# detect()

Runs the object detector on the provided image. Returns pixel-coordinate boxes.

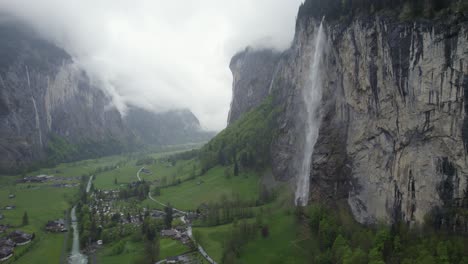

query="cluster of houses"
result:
[45,219,67,233]
[50,183,79,188]
[161,226,191,245]
[0,230,33,261]
[165,254,192,264]
[16,175,80,189]
[16,175,54,183]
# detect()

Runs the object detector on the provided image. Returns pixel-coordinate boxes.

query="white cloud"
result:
[0,0,302,130]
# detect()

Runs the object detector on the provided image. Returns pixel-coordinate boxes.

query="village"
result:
[0,163,216,264]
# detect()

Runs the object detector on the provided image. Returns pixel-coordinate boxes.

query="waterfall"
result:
[31,97,43,147]
[268,61,281,94]
[69,206,88,264]
[295,19,326,206]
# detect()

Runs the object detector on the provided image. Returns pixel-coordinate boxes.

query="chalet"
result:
[0,238,15,248]
[0,225,8,233]
[0,246,13,262]
[8,230,33,246]
[8,194,15,199]
[0,214,4,220]
[45,219,67,232]
[151,210,165,219]
[161,229,177,237]
[166,256,179,264]
[4,205,15,210]
[174,225,186,232]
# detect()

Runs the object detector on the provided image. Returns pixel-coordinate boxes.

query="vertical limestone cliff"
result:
[230,11,468,229]
[228,47,281,124]
[0,20,132,172]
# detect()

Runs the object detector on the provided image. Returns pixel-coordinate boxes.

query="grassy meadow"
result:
[144,166,260,211]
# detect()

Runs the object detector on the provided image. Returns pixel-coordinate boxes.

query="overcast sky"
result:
[0,0,302,131]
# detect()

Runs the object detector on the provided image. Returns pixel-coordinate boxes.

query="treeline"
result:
[299,204,468,264]
[222,220,261,264]
[198,97,279,174]
[199,187,276,227]
[12,134,136,174]
[119,181,151,201]
[298,0,467,21]
[46,134,129,164]
[168,149,199,162]
[135,156,156,166]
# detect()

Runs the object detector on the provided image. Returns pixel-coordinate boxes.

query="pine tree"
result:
[164,205,173,229]
[234,160,239,176]
[22,211,29,226]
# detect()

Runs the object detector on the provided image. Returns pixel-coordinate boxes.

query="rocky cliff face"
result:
[0,20,212,173]
[231,12,468,228]
[0,20,132,172]
[228,47,281,124]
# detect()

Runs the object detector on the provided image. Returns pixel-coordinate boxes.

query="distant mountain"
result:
[0,18,212,173]
[124,106,215,147]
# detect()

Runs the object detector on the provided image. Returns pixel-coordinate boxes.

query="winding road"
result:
[137,167,217,264]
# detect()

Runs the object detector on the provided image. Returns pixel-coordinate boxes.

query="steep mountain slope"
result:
[220,1,468,230]
[0,19,134,173]
[0,19,213,173]
[228,47,281,124]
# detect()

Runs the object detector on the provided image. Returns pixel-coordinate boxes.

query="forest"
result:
[298,0,468,21]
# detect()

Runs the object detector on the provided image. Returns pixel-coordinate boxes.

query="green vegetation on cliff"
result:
[298,0,468,21]
[199,96,279,174]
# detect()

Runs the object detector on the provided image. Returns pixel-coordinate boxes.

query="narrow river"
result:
[69,206,88,264]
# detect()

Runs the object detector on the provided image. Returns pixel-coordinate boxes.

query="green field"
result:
[98,240,145,264]
[29,154,128,178]
[193,210,309,264]
[0,185,75,263]
[144,166,260,211]
[14,233,67,264]
[93,158,197,190]
[193,223,233,262]
[240,211,309,264]
[159,238,191,259]
[93,162,139,190]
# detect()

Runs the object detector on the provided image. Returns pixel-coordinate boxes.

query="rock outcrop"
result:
[228,47,281,124]
[230,10,468,228]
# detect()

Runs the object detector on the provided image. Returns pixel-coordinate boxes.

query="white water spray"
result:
[295,19,326,206]
[31,97,43,147]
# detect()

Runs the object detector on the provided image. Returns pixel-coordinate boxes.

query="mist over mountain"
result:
[1,1,468,264]
[0,19,213,173]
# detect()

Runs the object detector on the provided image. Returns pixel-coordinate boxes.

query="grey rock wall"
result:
[269,14,468,227]
[0,21,131,172]
[228,47,281,124]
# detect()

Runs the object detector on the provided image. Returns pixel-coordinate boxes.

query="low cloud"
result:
[0,0,302,130]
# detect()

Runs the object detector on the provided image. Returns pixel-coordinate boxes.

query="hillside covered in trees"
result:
[298,0,468,21]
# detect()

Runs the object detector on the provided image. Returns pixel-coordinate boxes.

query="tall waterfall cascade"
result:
[295,19,326,206]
